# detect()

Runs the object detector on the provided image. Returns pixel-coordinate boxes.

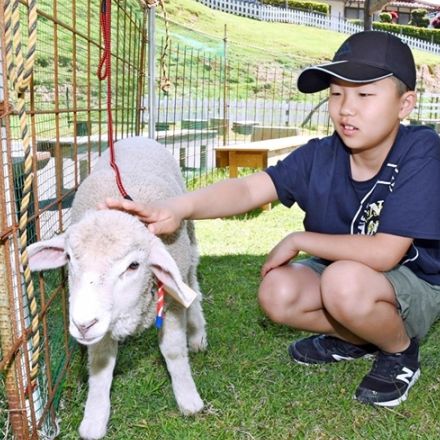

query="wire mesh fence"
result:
[0,0,146,437]
[152,32,334,189]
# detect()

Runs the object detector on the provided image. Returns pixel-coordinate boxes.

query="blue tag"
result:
[155,316,163,329]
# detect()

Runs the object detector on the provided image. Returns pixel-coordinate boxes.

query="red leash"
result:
[97,0,132,201]
[97,0,165,328]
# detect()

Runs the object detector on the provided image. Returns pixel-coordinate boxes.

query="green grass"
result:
[161,0,440,68]
[57,203,440,439]
[155,1,440,103]
[0,375,9,439]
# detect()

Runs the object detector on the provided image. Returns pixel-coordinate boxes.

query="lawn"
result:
[57,203,440,439]
[161,0,440,68]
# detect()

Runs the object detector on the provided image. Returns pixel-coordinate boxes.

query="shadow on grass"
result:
[228,200,283,221]
[58,253,440,440]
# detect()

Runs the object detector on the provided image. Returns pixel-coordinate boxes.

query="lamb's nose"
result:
[75,318,98,337]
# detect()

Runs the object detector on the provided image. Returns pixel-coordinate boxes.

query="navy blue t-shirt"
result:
[265,125,440,285]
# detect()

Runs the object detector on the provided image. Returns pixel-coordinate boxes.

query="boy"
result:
[101,31,440,407]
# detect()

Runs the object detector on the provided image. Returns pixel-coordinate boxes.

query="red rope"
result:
[155,282,165,329]
[97,1,167,327]
[97,0,132,200]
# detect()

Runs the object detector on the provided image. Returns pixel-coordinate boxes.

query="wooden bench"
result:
[215,134,314,178]
[215,134,314,210]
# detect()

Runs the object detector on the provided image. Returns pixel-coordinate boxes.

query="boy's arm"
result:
[101,172,278,235]
[183,171,277,219]
[262,231,413,276]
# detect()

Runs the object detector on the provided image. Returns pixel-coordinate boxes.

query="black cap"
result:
[297,31,416,93]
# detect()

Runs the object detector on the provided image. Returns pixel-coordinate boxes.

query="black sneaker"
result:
[355,337,420,407]
[289,335,377,365]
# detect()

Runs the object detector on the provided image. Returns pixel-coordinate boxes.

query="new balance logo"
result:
[396,367,415,384]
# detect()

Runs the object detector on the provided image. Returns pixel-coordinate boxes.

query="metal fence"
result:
[152,34,335,189]
[0,0,146,437]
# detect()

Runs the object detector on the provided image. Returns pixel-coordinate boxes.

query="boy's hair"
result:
[391,76,411,96]
[298,31,416,94]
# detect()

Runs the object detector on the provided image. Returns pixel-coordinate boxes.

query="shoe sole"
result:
[355,368,421,407]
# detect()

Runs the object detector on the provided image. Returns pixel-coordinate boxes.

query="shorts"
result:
[297,257,440,339]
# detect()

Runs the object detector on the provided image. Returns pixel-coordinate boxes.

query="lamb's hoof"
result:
[79,418,107,440]
[188,332,207,352]
[179,394,204,415]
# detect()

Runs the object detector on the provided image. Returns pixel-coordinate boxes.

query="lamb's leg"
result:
[79,334,118,440]
[159,306,204,415]
[186,267,207,352]
[187,298,207,352]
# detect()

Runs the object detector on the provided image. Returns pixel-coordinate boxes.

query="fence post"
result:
[223,24,229,145]
[200,145,207,169]
[0,244,28,439]
[148,6,156,139]
[179,147,186,169]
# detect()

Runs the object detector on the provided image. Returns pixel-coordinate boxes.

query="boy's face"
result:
[328,77,416,154]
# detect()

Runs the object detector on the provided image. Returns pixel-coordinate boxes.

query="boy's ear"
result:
[399,91,417,120]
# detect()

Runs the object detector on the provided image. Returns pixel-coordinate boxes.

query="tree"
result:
[379,11,392,23]
[363,0,391,30]
[409,9,430,27]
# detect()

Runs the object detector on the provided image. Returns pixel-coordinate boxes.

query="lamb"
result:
[26,137,207,440]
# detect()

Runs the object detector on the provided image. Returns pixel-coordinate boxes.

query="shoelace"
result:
[324,337,345,353]
[321,336,361,356]
[369,352,403,380]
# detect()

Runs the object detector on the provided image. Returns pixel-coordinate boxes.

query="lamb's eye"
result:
[66,253,71,261]
[128,262,140,271]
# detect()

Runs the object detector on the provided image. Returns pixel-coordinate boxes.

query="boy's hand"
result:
[261,233,300,278]
[98,197,183,235]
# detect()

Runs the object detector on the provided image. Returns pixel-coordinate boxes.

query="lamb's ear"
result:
[148,236,197,308]
[26,234,68,271]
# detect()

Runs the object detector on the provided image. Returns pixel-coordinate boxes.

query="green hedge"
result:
[261,0,329,15]
[349,21,440,44]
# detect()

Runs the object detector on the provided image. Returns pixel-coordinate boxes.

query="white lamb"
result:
[26,137,207,440]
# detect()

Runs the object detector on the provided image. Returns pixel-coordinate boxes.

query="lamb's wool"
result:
[71,137,194,275]
[27,138,207,440]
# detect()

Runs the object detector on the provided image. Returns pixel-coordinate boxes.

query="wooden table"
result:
[215,134,314,178]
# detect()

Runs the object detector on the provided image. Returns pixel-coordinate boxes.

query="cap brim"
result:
[297,61,393,93]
